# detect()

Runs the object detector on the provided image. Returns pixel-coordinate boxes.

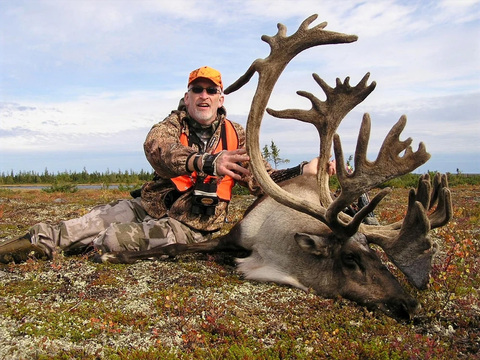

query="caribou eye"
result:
[342,253,358,269]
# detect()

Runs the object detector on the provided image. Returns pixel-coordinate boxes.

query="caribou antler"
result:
[225,14,359,228]
[365,173,452,289]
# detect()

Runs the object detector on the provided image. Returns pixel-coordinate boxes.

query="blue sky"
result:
[1,0,479,175]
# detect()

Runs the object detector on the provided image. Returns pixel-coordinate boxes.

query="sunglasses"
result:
[189,86,221,95]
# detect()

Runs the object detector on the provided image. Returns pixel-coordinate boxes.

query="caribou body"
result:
[96,15,452,321]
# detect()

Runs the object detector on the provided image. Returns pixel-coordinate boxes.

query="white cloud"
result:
[0,0,479,174]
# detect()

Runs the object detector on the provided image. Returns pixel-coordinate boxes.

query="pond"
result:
[0,184,120,190]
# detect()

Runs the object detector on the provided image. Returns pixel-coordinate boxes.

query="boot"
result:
[0,233,50,264]
[363,214,380,225]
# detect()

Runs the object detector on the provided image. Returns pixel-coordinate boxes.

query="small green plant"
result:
[232,183,250,195]
[42,183,78,193]
[117,183,143,192]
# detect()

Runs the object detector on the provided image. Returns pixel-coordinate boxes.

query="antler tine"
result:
[376,115,431,174]
[312,72,377,118]
[329,114,373,206]
[224,62,258,95]
[261,14,357,59]
[415,174,432,210]
[429,172,445,209]
[428,173,453,228]
[352,114,431,192]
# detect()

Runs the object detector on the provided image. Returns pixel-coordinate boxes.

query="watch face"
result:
[201,198,215,205]
[203,154,216,175]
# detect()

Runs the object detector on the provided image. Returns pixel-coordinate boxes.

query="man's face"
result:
[184,79,224,126]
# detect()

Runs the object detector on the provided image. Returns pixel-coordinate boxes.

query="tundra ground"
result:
[0,186,478,359]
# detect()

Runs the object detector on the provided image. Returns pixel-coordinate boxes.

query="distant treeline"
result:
[1,168,479,189]
[0,168,154,186]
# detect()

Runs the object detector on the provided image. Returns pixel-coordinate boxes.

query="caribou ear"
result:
[295,233,331,257]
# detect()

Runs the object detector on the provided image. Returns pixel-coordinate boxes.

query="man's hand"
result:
[327,159,336,176]
[215,149,250,180]
[301,157,336,176]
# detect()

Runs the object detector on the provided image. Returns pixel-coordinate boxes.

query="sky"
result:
[1,0,479,176]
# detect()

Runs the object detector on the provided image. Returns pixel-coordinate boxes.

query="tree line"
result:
[0,168,154,185]
[2,167,479,189]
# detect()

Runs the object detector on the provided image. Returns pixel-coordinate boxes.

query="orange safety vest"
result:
[171,119,239,201]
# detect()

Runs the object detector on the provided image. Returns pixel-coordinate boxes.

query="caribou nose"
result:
[404,299,422,320]
[388,298,421,321]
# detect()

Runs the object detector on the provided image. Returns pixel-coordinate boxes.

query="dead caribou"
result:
[97,15,452,320]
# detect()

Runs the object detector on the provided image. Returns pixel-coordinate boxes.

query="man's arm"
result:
[144,113,195,179]
[300,158,336,176]
[146,114,251,181]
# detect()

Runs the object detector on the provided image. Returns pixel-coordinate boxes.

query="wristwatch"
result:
[299,161,309,175]
[202,154,217,175]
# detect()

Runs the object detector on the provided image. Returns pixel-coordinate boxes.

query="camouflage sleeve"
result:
[143,111,197,179]
[239,161,305,196]
[230,121,246,150]
[269,163,307,183]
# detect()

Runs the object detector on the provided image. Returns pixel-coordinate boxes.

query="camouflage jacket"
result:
[141,107,302,232]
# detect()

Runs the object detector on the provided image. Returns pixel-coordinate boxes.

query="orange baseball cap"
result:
[188,66,223,90]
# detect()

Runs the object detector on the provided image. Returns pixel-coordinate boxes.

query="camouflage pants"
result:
[28,198,208,255]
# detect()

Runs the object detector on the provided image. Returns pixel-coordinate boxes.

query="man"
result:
[0,66,318,264]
